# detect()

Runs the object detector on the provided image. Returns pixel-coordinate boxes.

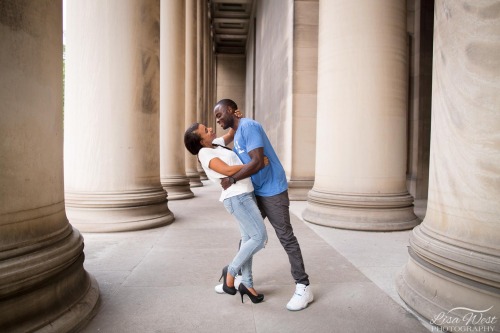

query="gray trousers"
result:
[255,190,310,285]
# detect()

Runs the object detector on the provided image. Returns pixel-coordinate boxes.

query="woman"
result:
[184,122,268,304]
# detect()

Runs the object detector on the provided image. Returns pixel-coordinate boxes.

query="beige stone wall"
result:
[215,54,246,137]
[242,0,317,199]
[245,16,256,120]
[251,0,294,168]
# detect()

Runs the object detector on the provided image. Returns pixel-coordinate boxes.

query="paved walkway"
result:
[81,181,431,333]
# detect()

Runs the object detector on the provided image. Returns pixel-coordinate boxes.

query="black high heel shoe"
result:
[238,283,264,304]
[219,265,237,295]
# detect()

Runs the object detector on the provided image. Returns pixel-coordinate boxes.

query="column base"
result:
[288,180,313,201]
[162,176,195,200]
[187,171,203,188]
[38,274,100,333]
[198,166,208,180]
[0,229,101,332]
[302,188,421,231]
[397,247,500,333]
[66,187,175,232]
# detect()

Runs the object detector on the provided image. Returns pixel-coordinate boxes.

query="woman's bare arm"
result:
[219,148,270,190]
[208,157,244,176]
[220,128,236,146]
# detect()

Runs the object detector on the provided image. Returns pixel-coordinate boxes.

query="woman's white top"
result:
[198,137,254,202]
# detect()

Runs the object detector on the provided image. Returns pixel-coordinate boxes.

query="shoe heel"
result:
[221,265,237,295]
[238,283,264,304]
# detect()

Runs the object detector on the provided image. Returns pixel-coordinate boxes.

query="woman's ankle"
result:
[246,286,258,296]
[226,272,235,287]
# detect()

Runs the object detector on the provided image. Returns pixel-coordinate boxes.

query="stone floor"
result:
[80,181,431,333]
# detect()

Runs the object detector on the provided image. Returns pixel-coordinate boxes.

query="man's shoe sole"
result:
[286,297,313,311]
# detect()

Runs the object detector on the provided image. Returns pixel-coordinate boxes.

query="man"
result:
[213,98,313,311]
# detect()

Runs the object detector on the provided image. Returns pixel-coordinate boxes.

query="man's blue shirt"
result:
[233,118,288,197]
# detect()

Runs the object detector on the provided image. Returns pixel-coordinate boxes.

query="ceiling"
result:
[209,0,254,55]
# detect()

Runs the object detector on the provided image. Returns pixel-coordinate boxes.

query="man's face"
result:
[213,105,234,130]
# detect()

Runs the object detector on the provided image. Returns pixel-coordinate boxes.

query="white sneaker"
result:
[286,283,313,311]
[214,275,242,294]
[214,283,224,294]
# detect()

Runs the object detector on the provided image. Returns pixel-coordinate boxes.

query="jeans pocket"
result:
[223,198,234,214]
[237,192,253,204]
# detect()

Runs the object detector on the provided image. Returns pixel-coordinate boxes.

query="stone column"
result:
[203,2,212,127]
[196,0,204,124]
[303,0,419,231]
[397,1,500,330]
[197,0,208,179]
[160,0,194,200]
[209,38,216,119]
[185,0,203,188]
[0,1,99,331]
[64,0,174,232]
[288,0,318,200]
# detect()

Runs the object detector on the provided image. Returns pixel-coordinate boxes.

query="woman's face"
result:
[198,124,217,147]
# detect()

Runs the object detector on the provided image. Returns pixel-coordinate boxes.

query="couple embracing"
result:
[184,99,313,311]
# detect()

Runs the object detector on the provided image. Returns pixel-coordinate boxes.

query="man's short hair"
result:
[215,98,238,111]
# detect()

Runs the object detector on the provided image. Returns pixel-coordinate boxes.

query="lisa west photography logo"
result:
[430,306,497,332]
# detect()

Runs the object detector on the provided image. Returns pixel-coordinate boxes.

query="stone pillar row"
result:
[64,0,223,231]
[0,1,99,331]
[397,0,500,330]
[64,0,222,233]
[64,0,175,232]
[1,0,217,330]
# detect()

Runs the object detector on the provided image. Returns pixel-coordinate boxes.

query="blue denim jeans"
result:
[223,192,267,288]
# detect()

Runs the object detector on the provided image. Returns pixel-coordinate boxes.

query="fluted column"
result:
[0,1,99,331]
[65,0,174,232]
[185,0,203,188]
[160,0,194,200]
[397,1,500,330]
[303,0,419,231]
